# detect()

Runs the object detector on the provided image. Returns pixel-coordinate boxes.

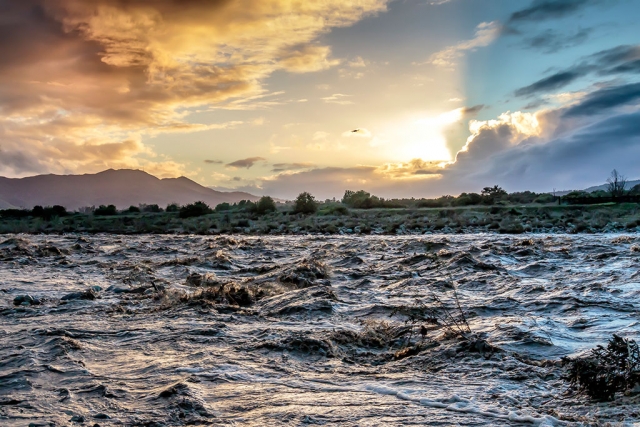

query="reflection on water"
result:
[1,234,639,425]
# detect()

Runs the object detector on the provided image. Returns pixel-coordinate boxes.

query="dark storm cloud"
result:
[523,28,591,53]
[590,45,640,75]
[508,0,602,23]
[515,71,584,97]
[515,44,640,97]
[563,82,640,116]
[226,157,266,169]
[466,111,640,192]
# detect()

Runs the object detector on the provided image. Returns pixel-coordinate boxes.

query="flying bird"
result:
[351,129,361,133]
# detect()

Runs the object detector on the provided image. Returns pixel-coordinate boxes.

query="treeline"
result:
[0,186,561,222]
[340,186,556,209]
[0,205,69,220]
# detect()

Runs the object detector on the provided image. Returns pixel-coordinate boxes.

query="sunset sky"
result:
[1,0,639,199]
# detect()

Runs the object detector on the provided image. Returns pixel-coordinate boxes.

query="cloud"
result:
[563,82,640,117]
[508,0,602,24]
[523,28,591,53]
[515,71,585,97]
[321,94,354,105]
[0,0,390,176]
[204,159,223,164]
[429,21,501,68]
[460,105,485,115]
[271,162,315,172]
[280,45,341,73]
[226,157,267,169]
[514,44,640,98]
[348,57,367,68]
[218,80,640,199]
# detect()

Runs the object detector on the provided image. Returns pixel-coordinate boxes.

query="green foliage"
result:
[215,202,231,212]
[533,193,555,204]
[179,201,212,218]
[629,184,640,195]
[342,190,405,209]
[564,335,640,401]
[94,205,117,216]
[166,203,180,212]
[452,192,482,206]
[481,185,507,204]
[140,204,163,213]
[293,192,318,214]
[256,196,277,215]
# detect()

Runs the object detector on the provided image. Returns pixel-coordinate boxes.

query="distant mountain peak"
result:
[0,169,259,210]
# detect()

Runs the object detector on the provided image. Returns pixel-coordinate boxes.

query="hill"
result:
[583,179,640,193]
[0,169,259,210]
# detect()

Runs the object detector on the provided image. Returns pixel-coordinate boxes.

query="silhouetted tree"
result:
[607,169,627,198]
[166,203,180,212]
[256,196,277,215]
[293,192,317,214]
[179,201,212,218]
[94,205,117,216]
[481,185,507,204]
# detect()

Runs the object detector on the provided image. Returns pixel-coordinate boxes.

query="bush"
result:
[32,205,68,220]
[140,204,163,213]
[127,205,141,213]
[293,192,317,214]
[533,193,555,204]
[563,335,640,401]
[256,196,277,215]
[215,202,231,212]
[94,205,117,216]
[179,201,212,218]
[166,203,179,212]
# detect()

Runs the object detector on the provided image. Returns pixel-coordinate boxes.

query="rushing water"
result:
[1,234,640,426]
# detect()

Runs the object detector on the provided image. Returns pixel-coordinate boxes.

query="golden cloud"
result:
[0,0,389,176]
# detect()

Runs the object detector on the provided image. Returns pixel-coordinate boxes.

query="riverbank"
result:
[1,203,640,235]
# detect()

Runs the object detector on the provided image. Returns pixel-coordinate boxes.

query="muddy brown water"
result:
[1,234,640,426]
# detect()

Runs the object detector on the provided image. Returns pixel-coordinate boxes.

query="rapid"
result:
[1,234,639,426]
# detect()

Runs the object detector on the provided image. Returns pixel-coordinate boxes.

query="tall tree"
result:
[607,169,627,198]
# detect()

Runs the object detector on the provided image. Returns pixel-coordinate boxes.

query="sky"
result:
[1,0,639,199]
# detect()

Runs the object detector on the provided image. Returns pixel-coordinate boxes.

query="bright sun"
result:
[382,109,462,162]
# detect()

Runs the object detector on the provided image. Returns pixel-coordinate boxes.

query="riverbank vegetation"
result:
[1,188,640,235]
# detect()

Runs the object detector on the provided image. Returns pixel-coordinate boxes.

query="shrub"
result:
[563,335,640,401]
[256,196,277,215]
[179,201,212,218]
[293,192,317,214]
[166,203,180,212]
[127,205,141,213]
[94,205,117,216]
[215,202,231,212]
[140,204,163,213]
[534,193,555,204]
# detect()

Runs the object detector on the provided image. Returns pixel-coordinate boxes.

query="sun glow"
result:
[382,108,463,162]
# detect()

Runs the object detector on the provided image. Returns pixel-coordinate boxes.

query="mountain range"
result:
[0,169,259,210]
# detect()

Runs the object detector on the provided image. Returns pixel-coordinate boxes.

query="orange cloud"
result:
[0,0,389,176]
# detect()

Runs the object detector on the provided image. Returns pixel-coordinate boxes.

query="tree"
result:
[166,203,180,212]
[481,185,507,204]
[607,169,627,198]
[256,196,277,215]
[629,183,640,195]
[293,192,317,214]
[94,205,117,216]
[179,201,212,218]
